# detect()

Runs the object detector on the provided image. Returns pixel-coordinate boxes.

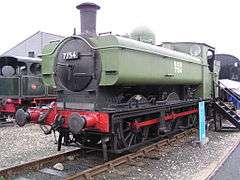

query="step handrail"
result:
[215,100,240,127]
[215,81,240,102]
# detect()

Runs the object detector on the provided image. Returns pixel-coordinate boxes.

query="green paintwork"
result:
[0,76,46,97]
[0,78,19,96]
[161,42,218,99]
[91,35,204,86]
[41,42,59,87]
[21,76,45,96]
[41,35,217,100]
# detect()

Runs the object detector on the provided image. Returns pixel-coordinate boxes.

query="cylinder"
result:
[76,2,100,37]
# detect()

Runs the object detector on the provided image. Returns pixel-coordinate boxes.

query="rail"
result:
[65,128,196,180]
[217,80,240,101]
[0,149,82,178]
[0,129,197,179]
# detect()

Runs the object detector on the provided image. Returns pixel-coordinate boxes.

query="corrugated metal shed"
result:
[1,31,64,57]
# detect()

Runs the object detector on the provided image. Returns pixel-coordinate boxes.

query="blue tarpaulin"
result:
[228,95,240,109]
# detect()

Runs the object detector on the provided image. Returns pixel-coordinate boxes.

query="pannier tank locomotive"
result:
[16,3,220,157]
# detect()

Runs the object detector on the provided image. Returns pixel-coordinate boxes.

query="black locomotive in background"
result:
[0,56,56,126]
[216,54,240,81]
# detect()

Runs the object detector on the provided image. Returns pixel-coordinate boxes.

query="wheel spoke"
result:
[123,127,131,132]
[118,120,150,149]
[133,135,137,144]
[128,133,135,147]
[124,132,132,141]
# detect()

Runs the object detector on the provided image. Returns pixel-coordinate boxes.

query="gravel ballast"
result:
[0,124,77,169]
[95,129,240,180]
[0,124,240,180]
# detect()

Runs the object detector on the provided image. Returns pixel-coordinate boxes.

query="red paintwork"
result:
[31,84,37,90]
[0,97,56,114]
[164,109,198,121]
[27,102,110,132]
[26,103,198,134]
[28,101,57,124]
[33,97,56,101]
[84,115,97,127]
[132,109,198,129]
[0,99,21,113]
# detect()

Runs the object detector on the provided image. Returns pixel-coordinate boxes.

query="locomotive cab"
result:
[162,42,215,71]
[162,42,217,99]
[0,56,46,97]
[0,56,41,76]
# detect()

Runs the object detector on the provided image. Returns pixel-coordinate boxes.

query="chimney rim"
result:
[76,2,100,10]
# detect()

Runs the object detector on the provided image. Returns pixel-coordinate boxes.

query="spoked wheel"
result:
[188,114,198,128]
[119,121,149,149]
[177,114,198,131]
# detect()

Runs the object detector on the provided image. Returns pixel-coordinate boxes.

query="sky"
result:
[0,0,239,58]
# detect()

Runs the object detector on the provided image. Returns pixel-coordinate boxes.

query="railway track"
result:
[0,149,85,178]
[0,128,197,180]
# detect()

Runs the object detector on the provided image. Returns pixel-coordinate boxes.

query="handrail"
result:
[218,80,240,100]
[39,35,203,65]
[215,80,240,102]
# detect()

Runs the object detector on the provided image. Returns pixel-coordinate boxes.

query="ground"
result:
[0,124,77,169]
[96,130,240,180]
[0,124,239,180]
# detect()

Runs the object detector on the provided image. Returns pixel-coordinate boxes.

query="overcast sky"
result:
[0,0,239,58]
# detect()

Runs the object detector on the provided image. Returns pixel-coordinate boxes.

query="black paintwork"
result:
[76,3,100,37]
[215,54,240,81]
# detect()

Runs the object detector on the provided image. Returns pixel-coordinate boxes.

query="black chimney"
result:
[76,2,100,37]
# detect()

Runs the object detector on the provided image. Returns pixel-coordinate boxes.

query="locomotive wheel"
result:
[166,92,180,101]
[165,120,179,132]
[119,121,149,149]
[179,114,198,130]
[188,114,198,127]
